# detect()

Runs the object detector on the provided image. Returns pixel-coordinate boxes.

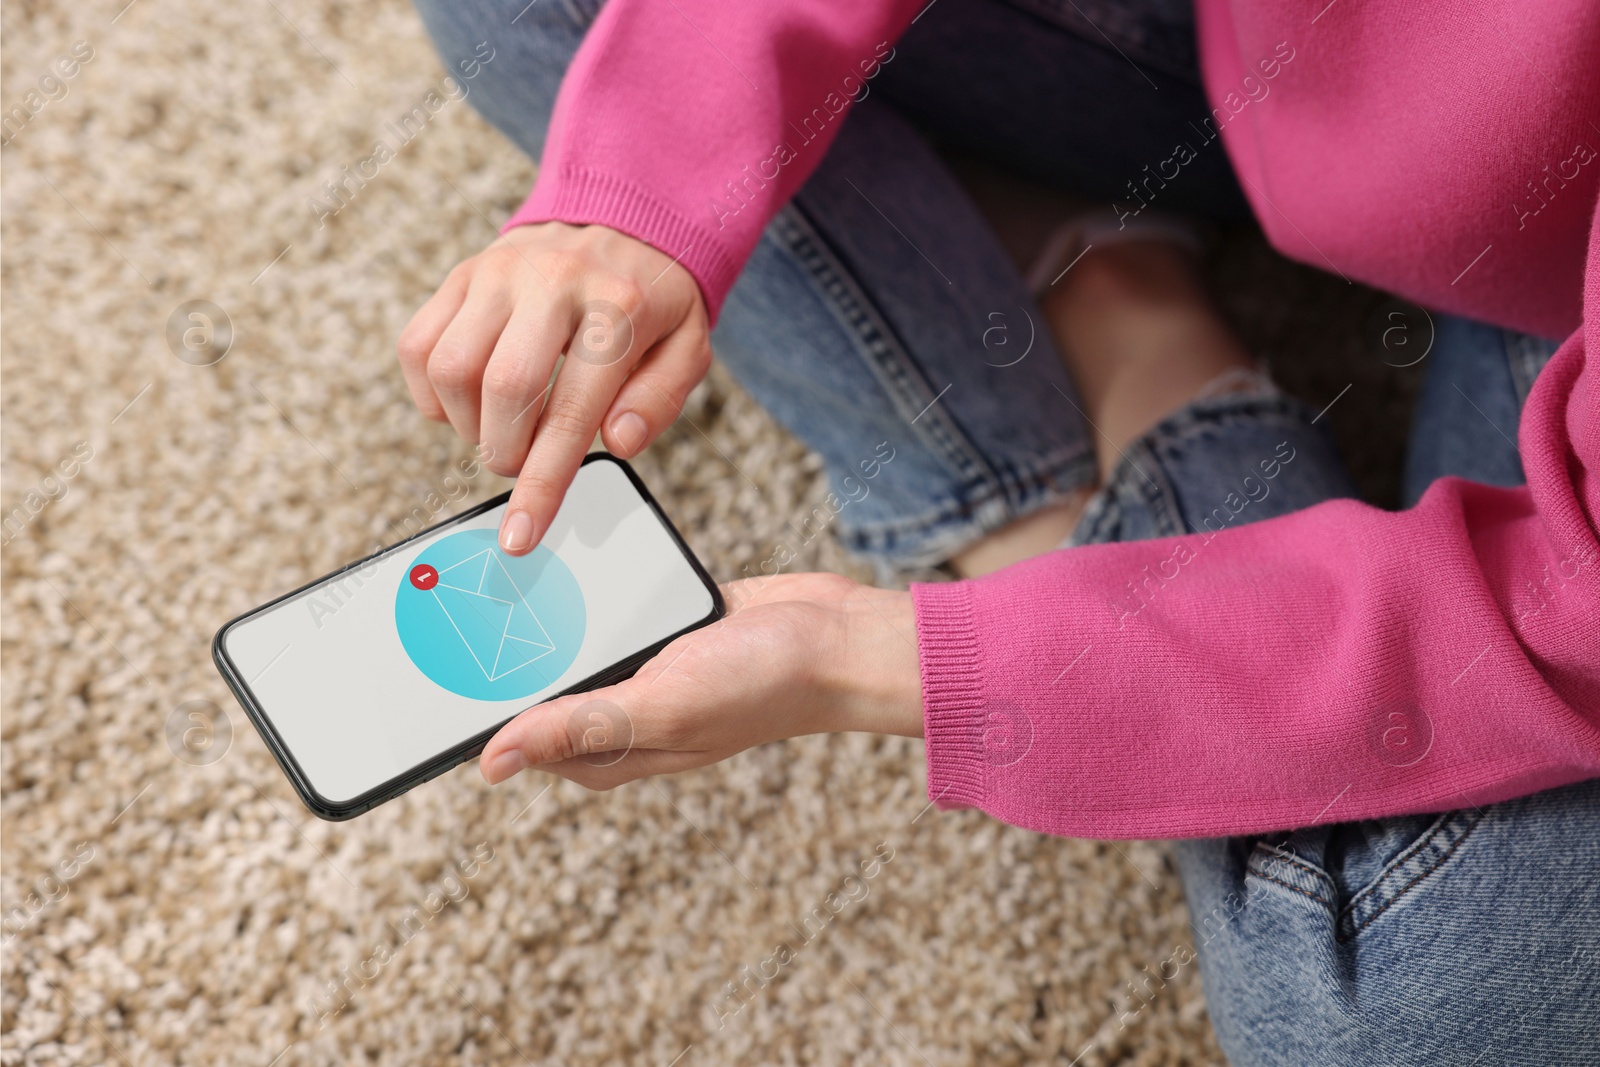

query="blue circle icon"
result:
[395,529,585,701]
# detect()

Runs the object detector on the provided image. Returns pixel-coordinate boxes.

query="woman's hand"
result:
[398,222,712,555]
[478,573,925,790]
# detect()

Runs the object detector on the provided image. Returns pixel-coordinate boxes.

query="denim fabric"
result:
[1402,315,1564,507]
[1171,781,1600,1066]
[1078,321,1596,1064]
[870,0,1250,217]
[416,0,1598,1061]
[415,0,1246,573]
[1067,392,1357,547]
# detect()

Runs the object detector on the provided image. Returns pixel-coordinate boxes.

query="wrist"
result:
[819,588,924,738]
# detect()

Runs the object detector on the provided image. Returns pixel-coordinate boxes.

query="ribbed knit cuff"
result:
[503,166,744,325]
[910,581,988,812]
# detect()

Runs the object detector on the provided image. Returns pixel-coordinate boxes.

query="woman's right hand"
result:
[397,222,712,555]
[476,573,926,790]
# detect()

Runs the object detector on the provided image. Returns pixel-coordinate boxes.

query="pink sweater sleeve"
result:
[508,0,1600,837]
[914,205,1600,839]
[908,0,1600,839]
[503,0,922,322]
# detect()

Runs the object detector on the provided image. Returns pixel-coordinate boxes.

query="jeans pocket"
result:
[1241,807,1484,941]
[1331,809,1484,942]
[1244,840,1339,917]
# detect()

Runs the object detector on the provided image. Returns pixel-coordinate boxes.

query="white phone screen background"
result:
[221,460,714,805]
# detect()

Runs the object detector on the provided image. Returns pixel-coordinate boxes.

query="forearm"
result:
[505,0,924,321]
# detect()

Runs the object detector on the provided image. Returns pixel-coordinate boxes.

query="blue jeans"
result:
[416,0,1598,1061]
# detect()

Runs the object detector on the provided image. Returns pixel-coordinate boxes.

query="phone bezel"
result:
[211,453,725,821]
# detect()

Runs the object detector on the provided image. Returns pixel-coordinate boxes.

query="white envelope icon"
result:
[429,549,557,681]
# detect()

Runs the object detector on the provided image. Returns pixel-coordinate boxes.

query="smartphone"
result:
[213,454,723,820]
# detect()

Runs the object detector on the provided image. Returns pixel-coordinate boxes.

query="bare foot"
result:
[1042,241,1255,481]
[949,490,1093,578]
[948,235,1258,578]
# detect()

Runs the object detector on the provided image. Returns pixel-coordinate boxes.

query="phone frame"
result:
[212,454,725,821]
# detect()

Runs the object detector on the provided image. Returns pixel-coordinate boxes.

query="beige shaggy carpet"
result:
[2,1,1417,1064]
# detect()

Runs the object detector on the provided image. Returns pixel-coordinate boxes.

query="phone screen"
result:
[216,457,718,812]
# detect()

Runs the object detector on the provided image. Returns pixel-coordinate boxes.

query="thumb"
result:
[481,693,637,783]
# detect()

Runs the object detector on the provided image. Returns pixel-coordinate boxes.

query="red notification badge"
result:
[409,564,439,590]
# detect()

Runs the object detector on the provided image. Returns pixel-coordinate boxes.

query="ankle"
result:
[950,492,1092,578]
[1053,241,1207,311]
[1041,240,1256,478]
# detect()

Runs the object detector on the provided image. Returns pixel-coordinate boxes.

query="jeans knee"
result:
[411,0,592,161]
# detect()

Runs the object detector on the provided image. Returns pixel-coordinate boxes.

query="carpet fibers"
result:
[2,1,1416,1063]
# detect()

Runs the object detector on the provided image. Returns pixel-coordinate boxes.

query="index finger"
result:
[497,305,638,554]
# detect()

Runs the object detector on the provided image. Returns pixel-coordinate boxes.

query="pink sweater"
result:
[509,0,1600,837]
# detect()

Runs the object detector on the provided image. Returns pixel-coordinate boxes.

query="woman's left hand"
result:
[478,573,924,790]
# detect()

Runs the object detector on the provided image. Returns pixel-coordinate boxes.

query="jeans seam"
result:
[558,0,593,28]
[768,202,1097,566]
[1146,398,1321,450]
[1335,811,1485,943]
[996,0,1201,84]
[1253,871,1334,910]
[1130,439,1187,539]
[1503,329,1558,410]
[769,205,1004,493]
[1261,851,1324,881]
[836,459,1091,541]
[1338,812,1455,914]
[1249,843,1337,909]
[1076,394,1320,546]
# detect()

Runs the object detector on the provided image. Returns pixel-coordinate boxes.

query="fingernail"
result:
[500,511,536,553]
[611,411,647,456]
[484,749,527,784]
